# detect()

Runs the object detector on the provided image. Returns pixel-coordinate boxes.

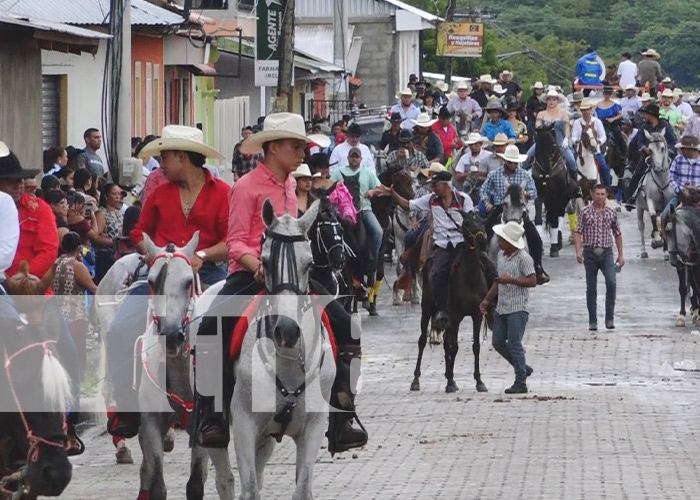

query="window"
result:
[190,0,229,9]
[146,62,153,134]
[153,64,161,133]
[134,61,142,137]
[237,0,254,12]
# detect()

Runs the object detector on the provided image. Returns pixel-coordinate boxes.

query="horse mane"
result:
[390,168,415,199]
[534,125,559,169]
[505,184,523,209]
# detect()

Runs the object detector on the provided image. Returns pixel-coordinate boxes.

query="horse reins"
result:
[264,230,309,295]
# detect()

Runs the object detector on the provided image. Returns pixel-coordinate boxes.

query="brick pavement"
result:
[63,211,700,499]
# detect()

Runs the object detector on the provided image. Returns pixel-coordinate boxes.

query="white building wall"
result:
[398,31,420,94]
[41,42,108,166]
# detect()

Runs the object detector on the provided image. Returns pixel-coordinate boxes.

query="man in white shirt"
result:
[390,88,421,124]
[571,98,612,186]
[454,133,490,183]
[0,190,19,292]
[329,123,376,174]
[620,84,642,120]
[616,52,638,88]
[446,81,483,123]
[674,89,693,119]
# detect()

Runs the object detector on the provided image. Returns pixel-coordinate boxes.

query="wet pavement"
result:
[63,209,700,499]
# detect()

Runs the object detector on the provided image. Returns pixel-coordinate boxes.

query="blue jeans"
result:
[491,311,529,384]
[583,247,616,325]
[404,218,428,248]
[661,194,679,229]
[595,152,612,187]
[525,142,578,174]
[361,210,383,263]
[199,262,227,286]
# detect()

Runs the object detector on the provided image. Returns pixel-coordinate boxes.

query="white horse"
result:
[636,131,673,259]
[391,205,421,306]
[230,200,335,500]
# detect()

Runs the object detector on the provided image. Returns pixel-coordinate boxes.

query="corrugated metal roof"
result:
[3,0,184,27]
[294,24,355,65]
[382,0,440,22]
[295,0,438,21]
[0,11,111,39]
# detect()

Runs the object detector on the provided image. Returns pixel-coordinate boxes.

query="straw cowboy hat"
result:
[291,163,321,179]
[240,113,330,155]
[531,81,544,90]
[675,136,700,151]
[624,84,637,92]
[456,81,471,92]
[412,112,438,128]
[463,132,488,145]
[661,88,674,98]
[493,221,526,249]
[435,80,449,92]
[545,88,567,105]
[497,144,528,164]
[0,141,39,179]
[491,132,514,147]
[673,88,684,97]
[640,92,652,102]
[399,88,414,97]
[477,74,496,85]
[492,84,507,96]
[138,125,224,160]
[641,48,661,59]
[499,70,513,79]
[579,98,596,111]
[420,162,448,178]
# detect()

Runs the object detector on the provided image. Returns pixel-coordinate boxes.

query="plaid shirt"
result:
[232,142,264,178]
[480,166,537,205]
[669,154,700,194]
[575,204,621,249]
[386,149,430,174]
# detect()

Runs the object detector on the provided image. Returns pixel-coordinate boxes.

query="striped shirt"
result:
[496,249,535,315]
[575,204,621,249]
[669,154,700,194]
[409,190,474,249]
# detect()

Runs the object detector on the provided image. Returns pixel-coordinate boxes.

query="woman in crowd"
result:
[74,167,98,206]
[422,92,437,118]
[294,163,321,217]
[596,86,628,160]
[40,174,61,199]
[506,101,529,154]
[67,192,98,245]
[45,189,70,244]
[43,146,68,178]
[94,183,124,282]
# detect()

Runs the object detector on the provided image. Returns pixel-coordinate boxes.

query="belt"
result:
[584,246,611,256]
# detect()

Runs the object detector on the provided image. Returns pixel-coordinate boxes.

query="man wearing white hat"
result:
[659,88,684,136]
[446,81,482,124]
[682,97,700,141]
[638,49,662,97]
[619,85,641,121]
[472,74,496,108]
[571,99,612,187]
[454,133,490,184]
[411,112,445,163]
[674,88,693,119]
[479,220,536,394]
[499,70,523,100]
[390,88,421,123]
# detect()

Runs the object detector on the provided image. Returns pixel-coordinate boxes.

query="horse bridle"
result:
[149,246,197,338]
[313,219,345,270]
[263,230,309,295]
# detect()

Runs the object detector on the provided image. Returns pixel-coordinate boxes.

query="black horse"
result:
[532,124,579,256]
[411,210,489,393]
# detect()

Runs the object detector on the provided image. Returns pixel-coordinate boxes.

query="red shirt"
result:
[227,161,297,274]
[131,169,229,251]
[431,121,458,159]
[9,193,58,279]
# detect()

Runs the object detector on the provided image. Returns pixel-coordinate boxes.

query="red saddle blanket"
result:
[228,292,338,362]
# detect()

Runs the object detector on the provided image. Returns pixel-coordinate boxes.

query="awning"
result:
[189,63,216,76]
[348,76,362,86]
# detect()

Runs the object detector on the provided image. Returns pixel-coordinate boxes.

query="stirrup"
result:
[196,416,229,449]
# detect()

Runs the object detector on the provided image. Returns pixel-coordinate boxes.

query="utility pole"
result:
[117,0,132,178]
[444,0,457,85]
[333,0,349,100]
[275,0,295,112]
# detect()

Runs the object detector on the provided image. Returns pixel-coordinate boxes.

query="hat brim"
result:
[292,172,322,179]
[240,132,330,155]
[464,138,486,145]
[139,138,224,160]
[412,118,438,128]
[491,139,515,146]
[419,168,430,177]
[0,168,40,180]
[675,143,700,151]
[496,152,528,164]
[493,224,526,249]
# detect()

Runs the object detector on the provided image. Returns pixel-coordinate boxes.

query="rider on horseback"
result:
[195,113,368,453]
[390,170,498,330]
[660,136,700,228]
[572,98,613,187]
[447,81,482,131]
[481,145,550,284]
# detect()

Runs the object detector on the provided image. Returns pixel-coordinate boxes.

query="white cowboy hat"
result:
[493,221,526,249]
[531,81,544,90]
[291,163,321,179]
[624,84,637,91]
[499,70,513,79]
[640,92,652,102]
[456,81,471,91]
[463,132,487,145]
[492,84,507,96]
[399,88,414,97]
[138,125,224,160]
[435,80,449,92]
[491,132,514,147]
[579,98,596,111]
[673,87,683,96]
[240,112,330,155]
[641,48,661,59]
[661,88,674,98]
[497,144,528,164]
[419,162,447,178]
[412,112,438,128]
[545,89,567,104]
[477,74,496,85]
[662,76,672,83]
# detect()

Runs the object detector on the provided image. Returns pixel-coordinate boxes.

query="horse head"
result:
[533,123,558,175]
[143,232,199,356]
[386,165,415,199]
[454,110,473,137]
[502,180,528,224]
[309,191,346,272]
[667,206,699,267]
[260,199,319,351]
[459,209,488,251]
[679,185,700,208]
[644,130,670,173]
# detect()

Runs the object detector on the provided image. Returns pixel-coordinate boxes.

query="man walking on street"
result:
[574,184,625,331]
[479,221,536,394]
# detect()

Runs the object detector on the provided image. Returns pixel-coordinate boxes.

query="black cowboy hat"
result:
[308,152,331,170]
[431,171,453,183]
[398,129,413,143]
[347,123,362,136]
[485,99,507,116]
[438,106,451,119]
[387,112,403,123]
[642,103,660,118]
[0,143,39,179]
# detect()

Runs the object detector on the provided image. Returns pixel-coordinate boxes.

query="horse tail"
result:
[42,349,74,412]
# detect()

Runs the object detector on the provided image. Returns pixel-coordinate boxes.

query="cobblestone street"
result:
[64,211,700,499]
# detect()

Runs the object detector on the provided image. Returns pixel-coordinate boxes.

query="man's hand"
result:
[254,262,265,284]
[485,201,493,213]
[479,299,489,315]
[495,273,511,285]
[576,250,584,264]
[191,254,204,274]
[617,256,625,269]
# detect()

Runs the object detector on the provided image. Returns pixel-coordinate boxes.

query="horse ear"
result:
[298,199,320,235]
[142,233,160,260]
[520,179,528,189]
[262,198,276,228]
[644,129,652,141]
[181,231,199,258]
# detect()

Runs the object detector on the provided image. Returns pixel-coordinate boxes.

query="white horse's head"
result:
[644,130,670,173]
[143,232,199,355]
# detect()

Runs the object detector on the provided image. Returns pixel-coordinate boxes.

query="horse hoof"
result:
[115,440,134,465]
[664,253,670,261]
[392,298,402,306]
[163,427,175,453]
[676,316,686,328]
[445,381,459,393]
[476,382,488,393]
[410,380,420,391]
[641,252,649,259]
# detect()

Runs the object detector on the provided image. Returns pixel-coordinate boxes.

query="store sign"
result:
[255,0,286,86]
[436,22,484,58]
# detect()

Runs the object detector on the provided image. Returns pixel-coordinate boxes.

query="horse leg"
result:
[677,266,688,327]
[472,315,487,392]
[255,437,275,492]
[138,414,168,500]
[232,409,261,500]
[186,445,210,500]
[638,205,648,259]
[199,448,234,500]
[292,415,325,500]
[444,321,459,393]
[410,305,430,391]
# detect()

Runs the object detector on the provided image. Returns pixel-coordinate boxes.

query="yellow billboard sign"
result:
[436,22,484,58]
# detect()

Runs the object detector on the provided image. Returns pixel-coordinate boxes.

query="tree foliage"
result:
[406,0,700,89]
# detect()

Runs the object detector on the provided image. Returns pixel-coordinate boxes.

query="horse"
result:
[411,210,489,393]
[0,263,73,499]
[229,199,336,500]
[532,123,579,257]
[667,203,700,328]
[488,181,529,262]
[569,128,602,240]
[453,110,473,139]
[636,131,673,259]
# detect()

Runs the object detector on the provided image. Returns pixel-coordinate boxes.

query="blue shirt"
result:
[482,119,517,141]
[481,166,537,205]
[669,154,700,194]
[331,166,381,211]
[595,103,622,121]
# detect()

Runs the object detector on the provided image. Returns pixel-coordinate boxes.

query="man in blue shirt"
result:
[481,100,517,142]
[661,136,700,226]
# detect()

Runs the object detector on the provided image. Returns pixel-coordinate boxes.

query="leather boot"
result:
[194,394,229,449]
[107,411,140,439]
[327,346,368,455]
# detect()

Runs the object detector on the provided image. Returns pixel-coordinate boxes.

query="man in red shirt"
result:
[106,126,229,439]
[431,106,459,162]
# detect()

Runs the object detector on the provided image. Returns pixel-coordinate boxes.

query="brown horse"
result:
[411,210,489,393]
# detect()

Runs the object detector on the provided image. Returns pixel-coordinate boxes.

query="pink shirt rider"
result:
[329,182,357,224]
[227,161,297,274]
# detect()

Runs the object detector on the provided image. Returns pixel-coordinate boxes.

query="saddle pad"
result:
[228,292,338,362]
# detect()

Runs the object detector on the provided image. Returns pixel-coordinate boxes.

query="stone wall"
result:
[351,16,397,108]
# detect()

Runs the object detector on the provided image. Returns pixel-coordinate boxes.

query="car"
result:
[349,107,390,150]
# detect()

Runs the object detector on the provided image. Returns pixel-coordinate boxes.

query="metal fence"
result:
[306,99,353,124]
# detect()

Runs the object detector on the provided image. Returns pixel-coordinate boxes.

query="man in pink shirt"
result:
[195,114,368,455]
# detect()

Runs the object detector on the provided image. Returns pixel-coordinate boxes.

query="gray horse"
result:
[667,205,700,327]
[488,180,529,262]
[636,131,673,259]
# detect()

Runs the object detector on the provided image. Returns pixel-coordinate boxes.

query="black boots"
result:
[194,395,230,449]
[327,345,368,455]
